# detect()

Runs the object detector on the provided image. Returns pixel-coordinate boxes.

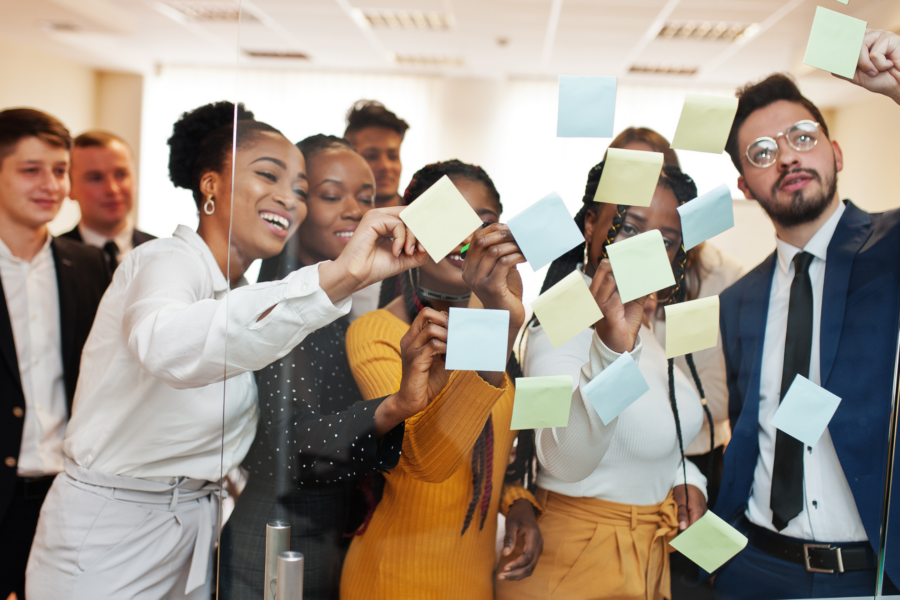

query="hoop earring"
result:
[203,195,215,215]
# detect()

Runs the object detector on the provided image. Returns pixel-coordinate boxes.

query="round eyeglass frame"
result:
[744,120,821,168]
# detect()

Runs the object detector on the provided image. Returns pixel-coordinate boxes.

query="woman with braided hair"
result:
[341,160,543,599]
[495,163,708,600]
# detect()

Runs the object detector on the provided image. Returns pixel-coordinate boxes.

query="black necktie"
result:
[103,240,120,273]
[770,251,815,531]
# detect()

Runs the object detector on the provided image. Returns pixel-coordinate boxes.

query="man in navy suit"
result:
[712,30,900,599]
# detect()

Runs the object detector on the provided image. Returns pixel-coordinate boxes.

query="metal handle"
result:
[276,551,304,600]
[264,520,291,600]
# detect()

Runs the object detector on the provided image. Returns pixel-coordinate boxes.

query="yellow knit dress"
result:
[340,309,539,600]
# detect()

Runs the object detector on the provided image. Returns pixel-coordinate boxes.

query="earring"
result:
[203,194,215,215]
[583,240,590,271]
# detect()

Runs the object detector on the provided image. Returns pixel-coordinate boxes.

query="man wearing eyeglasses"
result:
[711,29,900,599]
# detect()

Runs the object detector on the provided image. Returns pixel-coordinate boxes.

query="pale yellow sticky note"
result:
[399,175,483,263]
[671,94,739,154]
[664,296,720,359]
[606,230,675,303]
[531,270,603,349]
[594,148,664,207]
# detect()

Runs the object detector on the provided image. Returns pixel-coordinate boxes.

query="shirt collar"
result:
[775,200,846,276]
[172,225,230,293]
[79,220,133,251]
[0,231,53,265]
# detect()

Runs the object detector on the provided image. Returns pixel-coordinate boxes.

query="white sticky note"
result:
[445,308,510,372]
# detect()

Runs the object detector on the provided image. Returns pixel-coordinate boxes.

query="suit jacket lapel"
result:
[0,275,21,390]
[51,240,78,409]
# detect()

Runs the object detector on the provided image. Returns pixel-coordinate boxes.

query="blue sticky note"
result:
[508,193,584,270]
[445,307,509,372]
[557,76,617,138]
[770,375,842,448]
[583,353,650,425]
[678,184,735,251]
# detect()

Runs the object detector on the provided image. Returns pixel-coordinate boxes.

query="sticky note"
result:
[445,308,510,372]
[771,375,842,448]
[803,6,867,79]
[511,375,572,429]
[508,192,584,270]
[664,296,720,359]
[557,76,617,138]
[399,175,483,263]
[669,512,748,573]
[594,148,664,207]
[834,0,849,3]
[531,271,604,349]
[678,184,734,251]
[584,353,650,425]
[606,230,675,303]
[671,94,739,155]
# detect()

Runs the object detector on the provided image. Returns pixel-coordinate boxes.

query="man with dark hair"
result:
[61,130,155,272]
[0,109,110,599]
[712,30,900,599]
[344,100,409,208]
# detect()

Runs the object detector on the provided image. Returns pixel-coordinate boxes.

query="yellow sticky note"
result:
[664,296,720,359]
[671,94,739,154]
[669,511,747,573]
[594,148,664,207]
[531,270,604,349]
[606,230,675,303]
[399,175,483,263]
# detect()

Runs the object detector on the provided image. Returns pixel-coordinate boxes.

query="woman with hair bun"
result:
[26,104,432,599]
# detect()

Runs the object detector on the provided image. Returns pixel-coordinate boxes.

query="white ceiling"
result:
[2,0,899,106]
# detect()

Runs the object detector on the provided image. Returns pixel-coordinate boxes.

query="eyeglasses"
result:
[744,120,820,168]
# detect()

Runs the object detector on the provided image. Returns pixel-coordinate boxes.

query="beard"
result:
[749,165,838,229]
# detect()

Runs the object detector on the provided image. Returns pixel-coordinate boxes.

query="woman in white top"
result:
[496,164,708,600]
[25,102,432,599]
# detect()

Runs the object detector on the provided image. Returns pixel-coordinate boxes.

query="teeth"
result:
[335,231,354,238]
[260,212,288,230]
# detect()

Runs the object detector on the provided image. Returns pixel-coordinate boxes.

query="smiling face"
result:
[69,140,134,235]
[736,100,842,229]
[348,126,403,205]
[0,136,69,232]
[295,147,375,264]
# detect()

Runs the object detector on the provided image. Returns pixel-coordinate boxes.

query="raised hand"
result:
[590,259,647,354]
[846,29,900,105]
[460,223,526,331]
[394,308,451,417]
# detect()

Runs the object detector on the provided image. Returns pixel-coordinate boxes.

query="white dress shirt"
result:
[527,268,706,505]
[78,220,134,261]
[349,280,382,322]
[0,234,68,477]
[64,225,350,482]
[746,201,867,542]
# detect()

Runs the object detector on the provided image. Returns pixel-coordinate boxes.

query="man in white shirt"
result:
[712,30,900,599]
[60,130,155,271]
[0,109,110,599]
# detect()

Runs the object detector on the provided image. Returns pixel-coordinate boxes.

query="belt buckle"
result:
[803,543,843,574]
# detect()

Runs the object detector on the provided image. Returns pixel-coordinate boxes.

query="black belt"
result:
[748,522,874,574]
[14,475,55,500]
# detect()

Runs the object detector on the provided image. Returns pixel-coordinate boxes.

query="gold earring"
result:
[583,240,590,271]
[203,194,215,215]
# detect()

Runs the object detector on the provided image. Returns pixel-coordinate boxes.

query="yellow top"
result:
[341,309,539,600]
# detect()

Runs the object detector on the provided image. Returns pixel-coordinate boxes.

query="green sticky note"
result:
[834,0,849,5]
[803,6,867,79]
[671,94,739,155]
[606,230,675,303]
[399,175,483,263]
[594,148,664,207]
[511,375,573,430]
[531,270,604,349]
[669,511,748,573]
[664,296,720,359]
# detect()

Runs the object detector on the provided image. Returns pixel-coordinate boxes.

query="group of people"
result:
[1,27,899,600]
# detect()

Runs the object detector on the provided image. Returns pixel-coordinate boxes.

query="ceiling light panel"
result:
[165,1,256,23]
[391,53,463,67]
[657,21,753,41]
[629,64,699,76]
[357,9,453,31]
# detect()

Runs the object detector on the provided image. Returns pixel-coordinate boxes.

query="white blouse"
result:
[64,225,350,482]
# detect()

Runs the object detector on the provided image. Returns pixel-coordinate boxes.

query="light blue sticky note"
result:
[508,193,584,270]
[557,76,617,138]
[583,353,650,425]
[678,184,735,251]
[445,307,509,372]
[770,375,842,448]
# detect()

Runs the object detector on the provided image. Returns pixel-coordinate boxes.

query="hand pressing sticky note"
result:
[678,184,734,251]
[669,512,748,574]
[606,230,675,303]
[399,175,484,263]
[664,296,720,359]
[594,148,664,207]
[804,6,867,79]
[511,375,572,430]
[445,308,510,372]
[557,76,617,138]
[671,94,739,155]
[508,192,584,271]
[583,353,649,425]
[771,375,842,448]
[531,270,604,349]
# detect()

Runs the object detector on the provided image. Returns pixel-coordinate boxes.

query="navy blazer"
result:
[60,224,156,248]
[714,200,900,583]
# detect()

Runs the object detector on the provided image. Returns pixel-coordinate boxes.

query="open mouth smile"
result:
[260,211,290,236]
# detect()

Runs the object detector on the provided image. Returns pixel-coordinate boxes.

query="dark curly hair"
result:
[296,133,356,160]
[167,101,281,208]
[344,100,410,141]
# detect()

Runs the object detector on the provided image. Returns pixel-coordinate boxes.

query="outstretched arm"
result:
[845,28,900,105]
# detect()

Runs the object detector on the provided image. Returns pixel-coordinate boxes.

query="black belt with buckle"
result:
[748,522,874,574]
[14,475,56,500]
